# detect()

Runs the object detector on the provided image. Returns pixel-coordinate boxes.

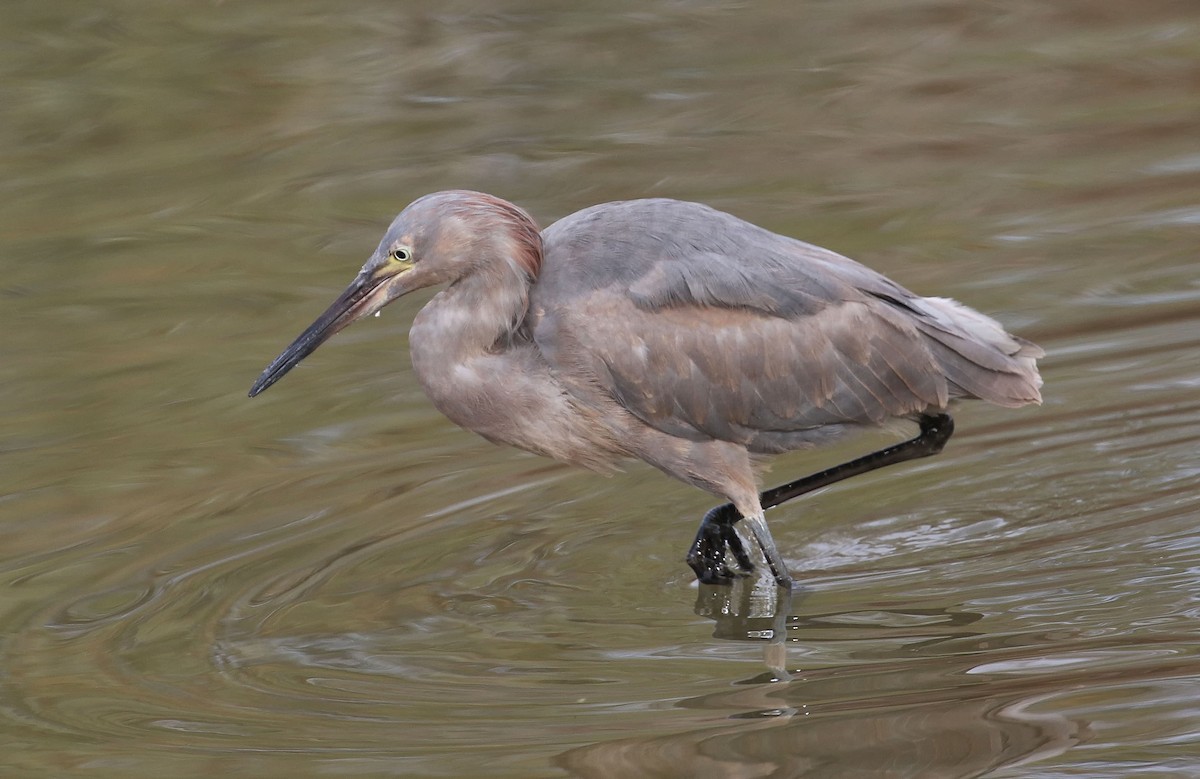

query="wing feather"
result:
[529,198,1041,452]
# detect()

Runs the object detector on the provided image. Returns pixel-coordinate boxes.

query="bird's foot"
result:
[686,505,795,590]
[686,505,754,585]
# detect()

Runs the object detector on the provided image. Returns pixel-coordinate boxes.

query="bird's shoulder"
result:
[534,198,910,318]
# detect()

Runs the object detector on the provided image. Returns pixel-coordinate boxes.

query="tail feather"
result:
[912,296,1043,408]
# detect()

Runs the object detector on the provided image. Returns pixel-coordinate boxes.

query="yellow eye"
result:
[391,248,412,262]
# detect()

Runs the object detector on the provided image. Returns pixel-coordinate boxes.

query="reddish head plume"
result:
[443,191,543,280]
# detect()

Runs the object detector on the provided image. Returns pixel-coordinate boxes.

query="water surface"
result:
[3,1,1200,776]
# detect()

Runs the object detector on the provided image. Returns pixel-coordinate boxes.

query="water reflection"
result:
[568,593,1162,777]
[561,685,1085,778]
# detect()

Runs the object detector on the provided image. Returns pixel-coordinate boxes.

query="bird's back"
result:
[528,198,1041,453]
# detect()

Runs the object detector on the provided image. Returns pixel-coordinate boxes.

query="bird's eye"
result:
[391,248,412,262]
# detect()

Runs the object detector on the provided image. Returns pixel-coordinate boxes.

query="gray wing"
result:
[530,199,1040,452]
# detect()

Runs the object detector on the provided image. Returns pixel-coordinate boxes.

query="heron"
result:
[249,191,1042,589]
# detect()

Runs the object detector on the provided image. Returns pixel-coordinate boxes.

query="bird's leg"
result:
[739,512,792,589]
[687,414,955,589]
[759,413,954,511]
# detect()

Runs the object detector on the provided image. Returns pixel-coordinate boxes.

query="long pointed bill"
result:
[248,269,398,397]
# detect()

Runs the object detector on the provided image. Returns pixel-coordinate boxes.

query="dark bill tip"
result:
[248,272,384,398]
[248,371,279,398]
[247,317,331,398]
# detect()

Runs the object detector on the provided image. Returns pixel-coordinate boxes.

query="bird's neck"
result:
[409,258,532,371]
[406,250,631,473]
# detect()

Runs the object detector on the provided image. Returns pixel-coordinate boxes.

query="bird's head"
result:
[248,190,541,397]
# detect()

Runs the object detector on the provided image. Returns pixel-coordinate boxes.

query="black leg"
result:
[760,413,954,510]
[686,414,955,588]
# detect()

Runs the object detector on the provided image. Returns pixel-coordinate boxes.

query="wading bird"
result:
[250,192,1042,589]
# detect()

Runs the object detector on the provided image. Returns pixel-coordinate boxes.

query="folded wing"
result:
[531,199,1041,453]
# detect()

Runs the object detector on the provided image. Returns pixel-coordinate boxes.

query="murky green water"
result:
[4,1,1200,776]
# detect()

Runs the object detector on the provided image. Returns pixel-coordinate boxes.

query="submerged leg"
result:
[686,503,754,586]
[687,414,955,589]
[686,507,794,589]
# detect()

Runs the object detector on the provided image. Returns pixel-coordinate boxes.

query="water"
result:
[3,1,1199,776]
